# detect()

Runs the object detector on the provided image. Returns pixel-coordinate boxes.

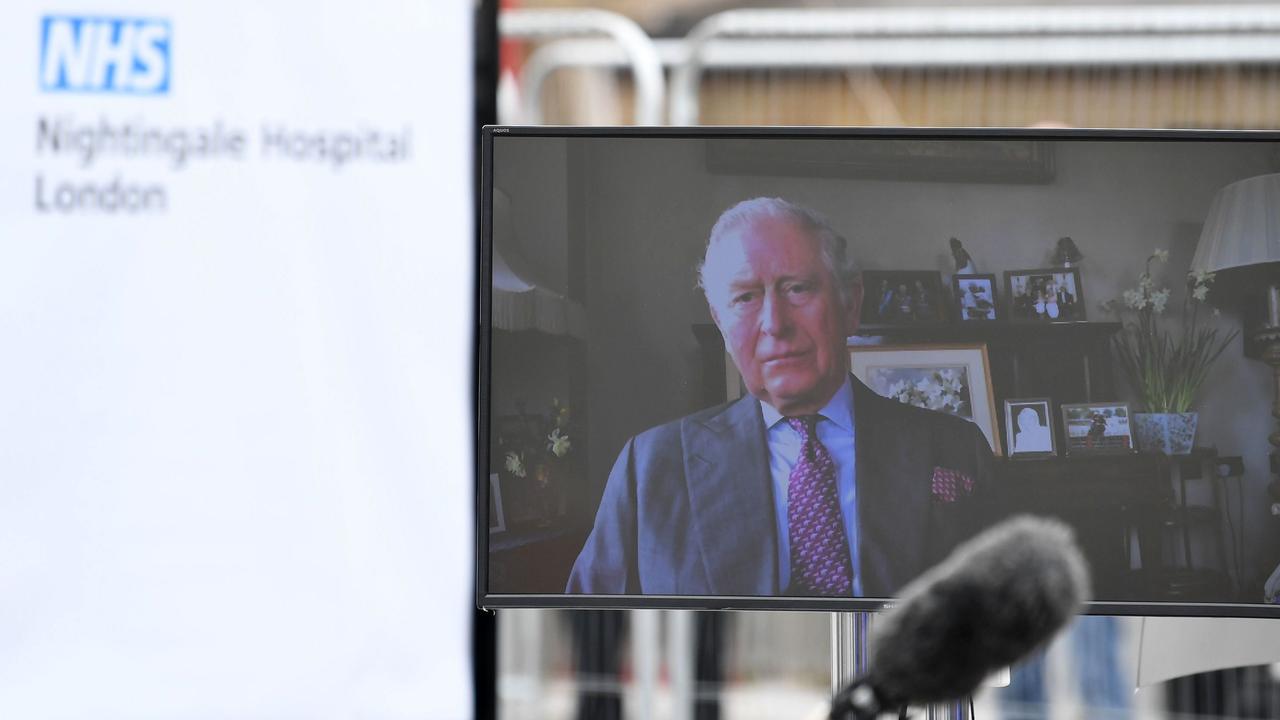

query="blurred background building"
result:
[501,0,1280,129]
[490,2,1280,718]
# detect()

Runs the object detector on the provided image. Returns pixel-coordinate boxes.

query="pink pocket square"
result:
[931,466,974,503]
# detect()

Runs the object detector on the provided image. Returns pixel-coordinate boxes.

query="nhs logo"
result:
[40,16,170,94]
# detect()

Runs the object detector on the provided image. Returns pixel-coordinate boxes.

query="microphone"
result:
[828,515,1090,719]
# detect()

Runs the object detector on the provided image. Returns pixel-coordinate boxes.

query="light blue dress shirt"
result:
[760,376,863,596]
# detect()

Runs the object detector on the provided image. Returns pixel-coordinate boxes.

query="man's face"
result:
[705,217,862,416]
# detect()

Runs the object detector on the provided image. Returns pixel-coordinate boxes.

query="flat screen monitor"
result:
[478,127,1280,617]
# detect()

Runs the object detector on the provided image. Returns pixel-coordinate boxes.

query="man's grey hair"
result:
[696,197,860,303]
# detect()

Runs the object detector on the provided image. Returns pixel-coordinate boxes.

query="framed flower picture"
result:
[849,343,1002,456]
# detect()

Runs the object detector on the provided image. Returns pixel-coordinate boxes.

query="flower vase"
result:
[532,462,559,526]
[1133,412,1198,455]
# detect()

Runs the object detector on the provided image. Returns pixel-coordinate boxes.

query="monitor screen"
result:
[478,128,1280,616]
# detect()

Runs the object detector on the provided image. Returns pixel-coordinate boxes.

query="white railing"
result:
[502,4,1280,126]
[499,8,665,125]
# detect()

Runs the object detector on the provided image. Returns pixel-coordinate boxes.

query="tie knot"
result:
[785,415,822,439]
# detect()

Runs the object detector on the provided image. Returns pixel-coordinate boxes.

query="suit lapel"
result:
[852,376,928,597]
[683,396,779,596]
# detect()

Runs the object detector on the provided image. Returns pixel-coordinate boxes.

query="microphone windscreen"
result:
[865,515,1090,706]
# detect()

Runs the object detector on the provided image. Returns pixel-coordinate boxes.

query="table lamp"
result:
[1191,172,1280,514]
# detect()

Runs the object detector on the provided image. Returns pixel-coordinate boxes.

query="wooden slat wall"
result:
[537,65,1280,129]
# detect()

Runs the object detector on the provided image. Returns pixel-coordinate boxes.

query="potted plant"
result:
[499,398,575,525]
[1106,249,1237,454]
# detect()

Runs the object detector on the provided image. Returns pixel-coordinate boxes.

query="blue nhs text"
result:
[40,16,170,94]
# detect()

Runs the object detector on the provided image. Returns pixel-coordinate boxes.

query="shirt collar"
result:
[760,375,855,433]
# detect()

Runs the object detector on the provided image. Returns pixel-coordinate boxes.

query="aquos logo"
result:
[40,16,170,94]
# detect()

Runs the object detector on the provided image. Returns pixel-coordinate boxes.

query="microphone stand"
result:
[830,611,973,719]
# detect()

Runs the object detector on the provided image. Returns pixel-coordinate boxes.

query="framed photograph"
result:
[849,343,1002,456]
[1004,268,1086,323]
[1004,398,1057,458]
[488,473,506,534]
[861,270,948,325]
[952,273,999,321]
[1060,402,1135,455]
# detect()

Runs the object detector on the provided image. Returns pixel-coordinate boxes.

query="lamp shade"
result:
[1192,173,1280,274]
[490,188,586,337]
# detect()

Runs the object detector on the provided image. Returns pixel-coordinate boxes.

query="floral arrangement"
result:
[1105,249,1237,413]
[881,368,970,416]
[501,398,573,483]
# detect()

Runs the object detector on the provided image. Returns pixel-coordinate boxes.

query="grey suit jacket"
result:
[566,376,994,598]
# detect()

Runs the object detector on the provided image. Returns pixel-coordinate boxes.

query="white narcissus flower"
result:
[1192,285,1209,301]
[1123,289,1148,310]
[927,389,947,411]
[942,370,965,394]
[925,374,943,391]
[915,379,937,406]
[901,370,962,412]
[1190,269,1215,285]
[1151,288,1171,313]
[504,451,526,478]
[1153,248,1170,262]
[547,428,571,458]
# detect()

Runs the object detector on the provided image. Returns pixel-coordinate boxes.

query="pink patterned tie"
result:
[785,415,853,596]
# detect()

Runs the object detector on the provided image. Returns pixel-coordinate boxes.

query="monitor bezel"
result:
[476,125,1280,618]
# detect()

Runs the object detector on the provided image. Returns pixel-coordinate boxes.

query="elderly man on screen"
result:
[568,197,994,598]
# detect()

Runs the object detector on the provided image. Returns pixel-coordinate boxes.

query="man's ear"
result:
[843,279,864,336]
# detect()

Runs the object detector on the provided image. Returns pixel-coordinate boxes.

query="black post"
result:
[473,0,498,718]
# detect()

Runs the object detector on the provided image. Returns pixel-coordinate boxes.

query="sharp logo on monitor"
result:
[40,16,171,94]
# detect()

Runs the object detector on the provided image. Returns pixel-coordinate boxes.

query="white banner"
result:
[0,2,474,717]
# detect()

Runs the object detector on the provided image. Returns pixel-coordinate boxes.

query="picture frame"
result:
[860,270,948,326]
[849,343,1002,456]
[1004,398,1057,458]
[1004,267,1086,323]
[488,473,506,534]
[952,273,999,322]
[1060,402,1135,455]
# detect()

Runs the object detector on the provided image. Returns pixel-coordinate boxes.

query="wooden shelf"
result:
[850,320,1121,345]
